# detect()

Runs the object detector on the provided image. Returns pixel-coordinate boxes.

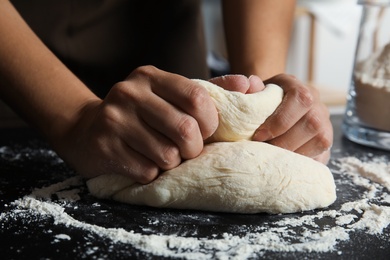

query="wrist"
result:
[44,94,101,150]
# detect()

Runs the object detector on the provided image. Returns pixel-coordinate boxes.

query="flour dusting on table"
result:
[1,149,390,259]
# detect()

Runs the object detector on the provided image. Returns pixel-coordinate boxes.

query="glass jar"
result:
[342,0,390,151]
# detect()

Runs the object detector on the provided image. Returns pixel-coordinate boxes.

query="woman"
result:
[0,0,332,183]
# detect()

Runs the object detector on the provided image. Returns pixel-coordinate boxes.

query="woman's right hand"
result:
[56,66,219,183]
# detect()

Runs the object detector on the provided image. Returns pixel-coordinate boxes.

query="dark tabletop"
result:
[0,115,389,259]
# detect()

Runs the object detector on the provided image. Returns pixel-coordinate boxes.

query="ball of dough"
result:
[192,79,283,142]
[87,80,336,214]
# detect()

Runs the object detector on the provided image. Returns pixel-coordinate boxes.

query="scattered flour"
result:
[54,234,71,241]
[1,151,390,259]
[338,156,390,191]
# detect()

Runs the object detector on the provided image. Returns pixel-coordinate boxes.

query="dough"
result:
[87,80,336,214]
[194,80,283,142]
[88,141,336,214]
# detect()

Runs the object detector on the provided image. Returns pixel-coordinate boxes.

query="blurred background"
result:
[0,0,363,127]
[203,0,363,114]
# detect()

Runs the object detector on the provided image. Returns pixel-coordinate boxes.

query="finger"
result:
[295,133,331,158]
[209,74,266,94]
[104,140,160,184]
[265,124,314,153]
[264,107,327,152]
[313,150,331,165]
[209,74,250,93]
[137,67,219,140]
[247,75,266,93]
[253,74,315,141]
[123,117,183,170]
[294,131,333,159]
[103,81,187,170]
[99,102,183,174]
[137,91,204,160]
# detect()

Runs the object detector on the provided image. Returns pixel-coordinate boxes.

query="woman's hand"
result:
[55,70,268,183]
[252,74,333,164]
[58,66,219,183]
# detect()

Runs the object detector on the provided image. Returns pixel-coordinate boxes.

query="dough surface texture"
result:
[194,80,283,142]
[87,80,336,214]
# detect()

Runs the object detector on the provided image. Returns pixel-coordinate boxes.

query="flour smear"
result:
[1,147,390,259]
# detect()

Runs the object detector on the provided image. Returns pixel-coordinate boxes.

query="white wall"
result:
[202,0,363,105]
[287,0,362,93]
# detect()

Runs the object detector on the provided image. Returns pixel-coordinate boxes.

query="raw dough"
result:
[194,80,283,142]
[87,80,336,214]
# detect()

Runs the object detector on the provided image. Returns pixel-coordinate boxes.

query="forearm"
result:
[222,0,296,79]
[0,1,98,141]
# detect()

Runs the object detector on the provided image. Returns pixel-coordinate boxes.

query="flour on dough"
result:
[87,80,336,214]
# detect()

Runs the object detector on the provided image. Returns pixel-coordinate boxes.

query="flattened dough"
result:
[87,80,336,214]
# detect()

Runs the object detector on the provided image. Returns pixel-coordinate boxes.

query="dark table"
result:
[1,115,389,259]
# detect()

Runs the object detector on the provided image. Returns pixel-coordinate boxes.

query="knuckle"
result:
[273,113,291,134]
[125,65,158,85]
[266,73,297,86]
[304,112,322,134]
[279,73,297,81]
[112,81,129,93]
[100,105,122,126]
[137,166,159,184]
[315,132,333,152]
[186,84,210,110]
[111,81,137,101]
[295,86,314,108]
[286,74,298,80]
[176,115,199,141]
[132,65,158,78]
[159,145,180,170]
[187,85,218,138]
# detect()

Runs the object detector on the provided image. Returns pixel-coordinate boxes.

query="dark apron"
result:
[11,0,209,98]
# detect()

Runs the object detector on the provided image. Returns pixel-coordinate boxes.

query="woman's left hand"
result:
[251,74,333,164]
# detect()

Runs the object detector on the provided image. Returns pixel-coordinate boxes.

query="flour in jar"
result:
[354,42,390,131]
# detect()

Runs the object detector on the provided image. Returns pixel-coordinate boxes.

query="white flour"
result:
[1,154,390,259]
[354,42,390,131]
[356,43,390,89]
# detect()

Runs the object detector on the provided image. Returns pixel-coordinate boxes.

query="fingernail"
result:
[248,75,265,93]
[248,75,258,85]
[253,128,271,141]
